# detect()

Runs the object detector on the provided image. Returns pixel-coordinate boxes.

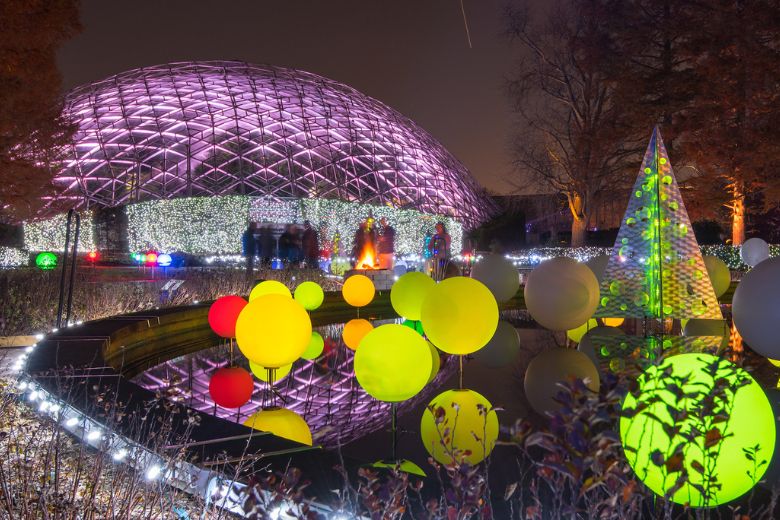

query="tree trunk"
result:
[568,193,587,247]
[732,186,746,245]
[571,217,587,247]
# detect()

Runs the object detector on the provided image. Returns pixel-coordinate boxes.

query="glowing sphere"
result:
[401,319,425,336]
[249,280,291,301]
[35,252,57,270]
[602,317,624,327]
[524,348,599,414]
[146,252,158,264]
[301,331,324,359]
[702,255,731,298]
[207,295,248,338]
[741,237,769,267]
[235,294,312,367]
[342,274,375,307]
[249,361,293,382]
[469,254,520,303]
[86,250,99,261]
[244,407,313,445]
[294,281,324,311]
[354,324,431,402]
[620,353,775,506]
[420,389,499,465]
[732,257,780,358]
[524,257,600,331]
[208,367,254,408]
[473,320,520,369]
[342,318,374,350]
[390,271,436,320]
[157,253,172,267]
[566,318,598,343]
[427,341,441,382]
[420,276,499,355]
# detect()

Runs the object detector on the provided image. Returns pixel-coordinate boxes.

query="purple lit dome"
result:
[55,61,493,225]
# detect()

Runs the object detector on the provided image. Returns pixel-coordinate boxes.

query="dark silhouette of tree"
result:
[0,0,80,222]
[506,0,641,246]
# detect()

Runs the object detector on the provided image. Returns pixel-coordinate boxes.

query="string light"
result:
[22,212,96,252]
[0,246,28,268]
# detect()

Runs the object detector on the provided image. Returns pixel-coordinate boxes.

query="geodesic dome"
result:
[55,61,494,227]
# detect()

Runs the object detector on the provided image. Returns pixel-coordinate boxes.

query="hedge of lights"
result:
[0,247,28,268]
[125,196,463,256]
[23,212,96,253]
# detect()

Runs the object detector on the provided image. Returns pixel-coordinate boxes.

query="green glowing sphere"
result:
[354,324,431,402]
[391,271,436,320]
[420,389,499,465]
[301,331,324,360]
[294,281,324,310]
[620,353,775,507]
[35,252,57,270]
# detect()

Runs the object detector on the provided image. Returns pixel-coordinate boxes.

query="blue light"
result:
[157,253,172,267]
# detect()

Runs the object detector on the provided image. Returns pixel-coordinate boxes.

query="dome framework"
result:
[56,61,493,227]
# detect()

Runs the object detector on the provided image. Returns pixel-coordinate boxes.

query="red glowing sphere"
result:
[87,251,99,261]
[208,295,248,338]
[208,367,254,408]
[146,252,158,264]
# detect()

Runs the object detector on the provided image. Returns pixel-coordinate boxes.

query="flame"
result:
[357,240,379,270]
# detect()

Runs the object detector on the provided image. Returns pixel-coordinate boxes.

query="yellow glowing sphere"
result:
[567,318,598,343]
[602,317,624,327]
[420,389,499,465]
[235,294,312,367]
[294,281,324,310]
[244,407,313,445]
[301,331,325,359]
[420,276,499,355]
[390,271,436,320]
[427,342,440,383]
[354,324,431,402]
[249,280,291,301]
[342,318,374,350]
[249,360,293,382]
[342,274,375,307]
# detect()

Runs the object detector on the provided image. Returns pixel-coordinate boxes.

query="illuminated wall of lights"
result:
[22,212,96,252]
[124,195,463,256]
[126,196,251,254]
[0,247,28,268]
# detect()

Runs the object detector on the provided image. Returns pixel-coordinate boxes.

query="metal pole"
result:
[65,213,81,326]
[56,210,74,328]
[391,402,398,462]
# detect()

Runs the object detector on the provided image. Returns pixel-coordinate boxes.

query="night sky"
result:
[57,0,519,194]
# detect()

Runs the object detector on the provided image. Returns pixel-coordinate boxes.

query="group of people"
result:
[242,220,320,273]
[241,217,451,275]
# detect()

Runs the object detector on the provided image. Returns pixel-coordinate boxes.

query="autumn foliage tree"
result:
[673,0,780,245]
[507,1,642,246]
[0,0,80,222]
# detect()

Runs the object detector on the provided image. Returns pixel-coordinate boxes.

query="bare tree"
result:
[506,0,640,246]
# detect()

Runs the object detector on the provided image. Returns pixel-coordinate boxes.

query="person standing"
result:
[242,222,257,276]
[301,220,320,269]
[428,221,451,280]
[377,217,395,269]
